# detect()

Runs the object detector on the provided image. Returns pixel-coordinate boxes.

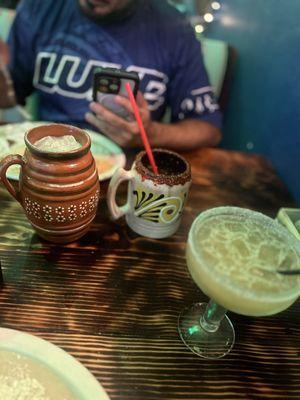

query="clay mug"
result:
[107,148,191,238]
[0,124,100,243]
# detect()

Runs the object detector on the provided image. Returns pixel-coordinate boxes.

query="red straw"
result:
[125,83,158,174]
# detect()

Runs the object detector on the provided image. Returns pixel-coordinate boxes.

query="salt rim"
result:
[135,148,191,186]
[188,206,300,302]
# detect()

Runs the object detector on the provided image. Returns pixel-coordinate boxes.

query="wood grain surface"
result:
[0,147,298,400]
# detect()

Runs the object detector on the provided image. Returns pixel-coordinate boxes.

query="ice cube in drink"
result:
[187,207,300,316]
[34,135,81,152]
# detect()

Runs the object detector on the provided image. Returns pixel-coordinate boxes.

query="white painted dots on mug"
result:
[24,191,100,223]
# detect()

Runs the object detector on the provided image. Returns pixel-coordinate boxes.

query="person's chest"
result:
[33,14,171,116]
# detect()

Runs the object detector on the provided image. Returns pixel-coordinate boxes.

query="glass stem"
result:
[200,300,227,333]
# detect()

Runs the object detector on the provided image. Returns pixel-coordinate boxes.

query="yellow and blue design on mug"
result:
[107,149,191,238]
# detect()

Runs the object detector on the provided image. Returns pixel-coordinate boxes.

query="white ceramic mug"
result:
[107,149,191,238]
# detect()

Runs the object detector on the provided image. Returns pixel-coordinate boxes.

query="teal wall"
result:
[168,0,196,15]
[205,0,300,202]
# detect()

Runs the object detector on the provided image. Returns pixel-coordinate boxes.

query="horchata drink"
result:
[187,207,300,316]
[178,206,300,359]
[34,135,81,152]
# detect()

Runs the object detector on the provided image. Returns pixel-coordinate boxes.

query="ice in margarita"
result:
[187,207,300,316]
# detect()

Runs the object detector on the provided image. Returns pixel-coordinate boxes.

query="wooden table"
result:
[0,147,298,399]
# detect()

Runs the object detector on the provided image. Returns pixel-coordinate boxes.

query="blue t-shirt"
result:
[8,0,222,129]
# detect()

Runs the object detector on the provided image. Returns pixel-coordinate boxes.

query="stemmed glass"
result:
[178,206,300,359]
[179,300,234,359]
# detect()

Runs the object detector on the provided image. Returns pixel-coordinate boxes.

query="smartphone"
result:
[93,67,139,119]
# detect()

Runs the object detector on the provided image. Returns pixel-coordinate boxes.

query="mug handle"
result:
[107,167,135,220]
[0,154,25,203]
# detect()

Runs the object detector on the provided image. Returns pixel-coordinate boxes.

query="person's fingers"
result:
[89,102,143,136]
[85,112,105,131]
[0,40,9,65]
[114,95,134,115]
[136,91,149,108]
[106,130,132,147]
[85,112,132,147]
[89,102,130,131]
[87,100,145,147]
[115,92,149,112]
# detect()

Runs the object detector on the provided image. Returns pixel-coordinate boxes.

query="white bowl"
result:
[0,327,110,400]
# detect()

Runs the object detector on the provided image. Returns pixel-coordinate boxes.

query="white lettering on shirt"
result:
[33,52,168,110]
[33,52,219,116]
[180,86,220,117]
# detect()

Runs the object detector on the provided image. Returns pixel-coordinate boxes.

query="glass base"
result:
[178,302,235,359]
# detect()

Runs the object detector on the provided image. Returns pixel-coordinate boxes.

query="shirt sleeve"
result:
[166,21,222,128]
[7,1,36,104]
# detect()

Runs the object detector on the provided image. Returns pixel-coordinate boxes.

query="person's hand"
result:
[0,39,16,108]
[0,39,9,66]
[85,91,152,148]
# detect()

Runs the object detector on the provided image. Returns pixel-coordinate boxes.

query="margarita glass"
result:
[178,207,300,359]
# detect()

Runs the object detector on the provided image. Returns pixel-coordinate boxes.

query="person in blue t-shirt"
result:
[0,0,222,150]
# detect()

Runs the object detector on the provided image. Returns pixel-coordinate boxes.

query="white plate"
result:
[0,327,110,400]
[0,122,126,181]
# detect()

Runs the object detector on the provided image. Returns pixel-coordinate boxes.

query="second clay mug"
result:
[107,149,191,238]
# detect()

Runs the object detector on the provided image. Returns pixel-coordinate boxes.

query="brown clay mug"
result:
[0,124,100,243]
